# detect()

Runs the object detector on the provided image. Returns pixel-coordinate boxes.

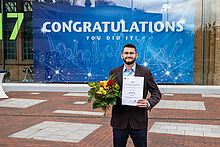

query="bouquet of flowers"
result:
[88,76,120,116]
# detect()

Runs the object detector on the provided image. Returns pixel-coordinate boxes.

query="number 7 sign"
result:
[0,13,24,40]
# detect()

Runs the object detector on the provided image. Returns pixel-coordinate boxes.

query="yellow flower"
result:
[100,80,107,86]
[100,87,104,91]
[97,91,102,95]
[104,81,108,86]
[115,84,119,88]
[103,90,107,95]
[105,86,109,90]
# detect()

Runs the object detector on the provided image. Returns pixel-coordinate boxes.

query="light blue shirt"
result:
[123,63,151,109]
[123,63,136,77]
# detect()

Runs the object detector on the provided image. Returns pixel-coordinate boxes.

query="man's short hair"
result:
[123,43,137,53]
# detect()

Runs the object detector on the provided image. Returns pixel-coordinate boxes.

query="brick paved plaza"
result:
[1,88,220,147]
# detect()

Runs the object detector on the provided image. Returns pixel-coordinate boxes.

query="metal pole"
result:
[202,0,207,85]
[1,0,5,70]
[167,0,169,21]
[131,0,133,10]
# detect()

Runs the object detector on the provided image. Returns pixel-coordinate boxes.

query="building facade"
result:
[0,0,220,85]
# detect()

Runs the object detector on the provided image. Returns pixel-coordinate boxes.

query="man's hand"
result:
[137,99,149,108]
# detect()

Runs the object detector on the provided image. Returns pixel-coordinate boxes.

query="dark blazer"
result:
[109,63,161,129]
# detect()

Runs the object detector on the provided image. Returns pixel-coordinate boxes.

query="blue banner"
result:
[33,1,194,83]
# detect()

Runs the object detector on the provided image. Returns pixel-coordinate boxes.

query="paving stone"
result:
[38,127,60,133]
[163,93,174,96]
[194,127,212,132]
[30,136,48,140]
[178,106,187,109]
[29,121,57,129]
[73,101,87,104]
[184,131,204,136]
[169,123,187,127]
[212,128,220,133]
[8,128,40,138]
[185,124,203,128]
[63,93,89,97]
[177,126,194,131]
[30,93,41,95]
[149,128,168,134]
[149,122,220,138]
[36,135,67,142]
[203,124,220,129]
[204,132,220,138]
[66,129,95,140]
[154,100,206,110]
[186,106,198,110]
[166,130,185,135]
[150,125,161,130]
[199,106,206,110]
[49,130,74,136]
[49,123,73,129]
[53,110,104,116]
[160,126,177,130]
[29,131,50,138]
[8,121,102,143]
[202,94,220,98]
[0,98,47,108]
[187,101,199,105]
[153,122,171,126]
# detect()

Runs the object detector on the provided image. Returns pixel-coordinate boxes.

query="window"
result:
[4,1,17,60]
[23,2,33,60]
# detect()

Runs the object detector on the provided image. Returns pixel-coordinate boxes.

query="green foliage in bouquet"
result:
[88,76,120,116]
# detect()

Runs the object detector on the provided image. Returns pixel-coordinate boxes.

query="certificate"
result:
[122,76,144,106]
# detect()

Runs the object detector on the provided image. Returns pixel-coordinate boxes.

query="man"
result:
[109,43,161,147]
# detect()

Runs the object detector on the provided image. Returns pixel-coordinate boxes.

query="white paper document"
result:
[122,76,144,106]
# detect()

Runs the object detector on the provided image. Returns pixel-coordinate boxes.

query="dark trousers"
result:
[113,126,147,147]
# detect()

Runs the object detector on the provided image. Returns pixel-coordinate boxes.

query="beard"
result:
[123,57,136,65]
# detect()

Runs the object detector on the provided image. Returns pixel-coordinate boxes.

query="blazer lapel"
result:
[117,65,124,87]
[135,63,143,77]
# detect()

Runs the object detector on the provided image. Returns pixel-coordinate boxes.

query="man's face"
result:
[121,47,138,65]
